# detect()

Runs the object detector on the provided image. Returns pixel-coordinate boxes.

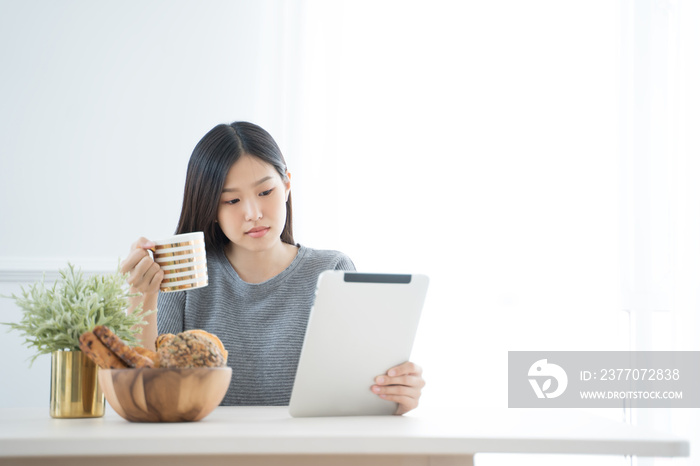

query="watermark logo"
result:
[528,359,568,399]
[510,351,699,408]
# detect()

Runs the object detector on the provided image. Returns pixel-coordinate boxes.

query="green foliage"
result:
[2,263,153,365]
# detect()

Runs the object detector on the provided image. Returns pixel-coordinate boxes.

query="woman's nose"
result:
[243,200,263,221]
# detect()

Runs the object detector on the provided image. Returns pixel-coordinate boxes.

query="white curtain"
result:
[295,0,621,404]
[291,1,699,465]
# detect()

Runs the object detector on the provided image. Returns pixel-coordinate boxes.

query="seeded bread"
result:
[157,332,226,368]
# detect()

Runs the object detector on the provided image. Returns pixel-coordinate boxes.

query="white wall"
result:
[295,0,625,413]
[293,3,697,465]
[0,0,297,262]
[0,0,297,408]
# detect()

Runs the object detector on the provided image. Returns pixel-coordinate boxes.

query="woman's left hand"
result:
[371,361,425,415]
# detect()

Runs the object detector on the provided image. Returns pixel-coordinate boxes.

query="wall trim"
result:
[0,258,120,283]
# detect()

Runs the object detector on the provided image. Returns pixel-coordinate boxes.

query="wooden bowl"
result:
[98,366,232,422]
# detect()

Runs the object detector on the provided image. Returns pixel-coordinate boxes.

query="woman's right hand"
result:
[119,237,164,297]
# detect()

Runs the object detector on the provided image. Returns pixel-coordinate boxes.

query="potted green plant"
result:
[2,263,151,418]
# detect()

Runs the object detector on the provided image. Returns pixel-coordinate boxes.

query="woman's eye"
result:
[260,189,274,197]
[225,199,240,205]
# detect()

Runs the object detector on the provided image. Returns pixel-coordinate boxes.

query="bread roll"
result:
[157,332,226,368]
[183,329,228,363]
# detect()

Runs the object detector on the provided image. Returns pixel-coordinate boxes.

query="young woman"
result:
[120,122,424,414]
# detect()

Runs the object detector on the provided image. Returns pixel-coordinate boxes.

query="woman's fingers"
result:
[382,395,420,415]
[371,383,417,397]
[374,374,425,389]
[132,237,155,251]
[387,361,423,378]
[371,384,421,415]
[130,256,162,293]
[120,237,155,274]
[371,361,425,415]
[120,248,148,276]
[120,237,162,294]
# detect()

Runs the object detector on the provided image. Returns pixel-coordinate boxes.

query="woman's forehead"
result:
[224,154,278,188]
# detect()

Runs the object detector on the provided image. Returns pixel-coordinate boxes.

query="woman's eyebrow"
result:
[222,176,273,193]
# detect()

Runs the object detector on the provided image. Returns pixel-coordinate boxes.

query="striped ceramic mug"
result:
[149,232,208,293]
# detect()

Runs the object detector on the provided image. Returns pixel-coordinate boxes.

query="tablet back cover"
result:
[288,271,429,417]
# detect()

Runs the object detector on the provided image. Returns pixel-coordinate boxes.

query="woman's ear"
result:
[285,171,292,200]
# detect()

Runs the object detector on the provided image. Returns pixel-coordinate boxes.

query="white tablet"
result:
[288,271,429,417]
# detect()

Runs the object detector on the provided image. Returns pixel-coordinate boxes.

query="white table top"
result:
[0,405,689,459]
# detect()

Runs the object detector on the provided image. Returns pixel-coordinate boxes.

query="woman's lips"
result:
[246,227,270,238]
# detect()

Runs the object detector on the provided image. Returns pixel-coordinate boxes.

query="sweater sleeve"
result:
[156,289,186,335]
[334,252,356,272]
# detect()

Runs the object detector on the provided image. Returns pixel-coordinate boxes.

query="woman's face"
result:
[217,154,290,253]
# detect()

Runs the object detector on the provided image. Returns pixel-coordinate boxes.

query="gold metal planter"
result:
[50,350,105,418]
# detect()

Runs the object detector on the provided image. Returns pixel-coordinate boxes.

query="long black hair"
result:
[175,121,294,252]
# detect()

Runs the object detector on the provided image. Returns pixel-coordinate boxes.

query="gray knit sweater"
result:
[157,244,355,406]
